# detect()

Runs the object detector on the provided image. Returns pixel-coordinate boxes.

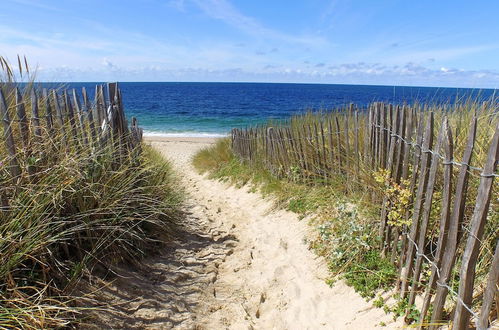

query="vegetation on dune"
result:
[193,98,498,327]
[0,57,183,328]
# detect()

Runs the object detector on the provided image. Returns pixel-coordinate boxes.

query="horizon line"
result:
[30,80,499,90]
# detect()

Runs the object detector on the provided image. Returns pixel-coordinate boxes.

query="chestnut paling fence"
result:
[0,82,143,205]
[231,102,498,329]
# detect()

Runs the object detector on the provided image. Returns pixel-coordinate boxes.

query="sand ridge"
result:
[84,137,403,329]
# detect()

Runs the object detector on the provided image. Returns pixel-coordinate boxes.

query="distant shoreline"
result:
[144,136,220,144]
[143,131,228,138]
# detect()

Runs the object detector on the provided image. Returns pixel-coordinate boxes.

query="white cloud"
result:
[24,61,499,88]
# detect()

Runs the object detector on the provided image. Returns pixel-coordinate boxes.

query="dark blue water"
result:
[40,82,496,137]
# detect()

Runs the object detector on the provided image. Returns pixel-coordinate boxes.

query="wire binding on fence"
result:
[404,233,480,323]
[374,123,499,177]
[233,127,360,142]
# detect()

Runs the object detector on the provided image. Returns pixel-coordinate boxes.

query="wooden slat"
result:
[274,128,284,176]
[52,90,64,127]
[406,116,446,316]
[72,89,88,146]
[94,85,103,130]
[306,124,316,178]
[430,115,478,329]
[380,104,387,168]
[477,241,499,330]
[30,89,42,139]
[373,103,380,168]
[108,82,118,107]
[52,90,67,147]
[107,83,118,134]
[42,89,53,134]
[379,106,400,251]
[453,122,498,329]
[266,127,275,174]
[0,89,21,178]
[397,110,423,291]
[335,117,342,170]
[419,118,453,324]
[297,126,309,180]
[344,114,350,171]
[390,107,407,264]
[365,105,373,165]
[319,120,328,179]
[63,90,78,142]
[82,87,97,142]
[116,88,127,135]
[328,119,335,174]
[281,128,290,172]
[354,111,360,178]
[15,88,30,149]
[98,85,111,142]
[400,112,434,299]
[16,88,36,177]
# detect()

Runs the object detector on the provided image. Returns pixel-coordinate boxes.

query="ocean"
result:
[45,82,496,137]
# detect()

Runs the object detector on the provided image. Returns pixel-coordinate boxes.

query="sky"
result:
[1,0,498,87]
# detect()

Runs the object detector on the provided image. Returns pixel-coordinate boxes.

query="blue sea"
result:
[43,82,496,137]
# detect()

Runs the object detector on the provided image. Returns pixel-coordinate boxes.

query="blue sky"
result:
[1,0,498,87]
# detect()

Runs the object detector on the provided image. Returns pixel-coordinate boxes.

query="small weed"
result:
[373,295,385,308]
[325,278,336,287]
[385,297,420,324]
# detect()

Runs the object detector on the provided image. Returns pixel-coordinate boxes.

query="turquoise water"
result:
[51,82,495,137]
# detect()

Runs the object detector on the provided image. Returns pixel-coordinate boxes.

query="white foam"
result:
[143,131,228,138]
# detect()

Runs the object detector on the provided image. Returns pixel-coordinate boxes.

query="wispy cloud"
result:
[179,0,327,46]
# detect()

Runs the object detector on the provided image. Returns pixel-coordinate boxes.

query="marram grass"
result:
[0,57,184,328]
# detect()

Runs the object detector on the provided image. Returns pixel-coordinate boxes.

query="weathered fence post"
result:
[0,89,21,178]
[430,115,478,329]
[453,122,498,329]
[419,118,453,324]
[31,89,42,139]
[477,241,499,330]
[72,89,89,146]
[15,88,30,149]
[52,89,67,146]
[406,116,446,317]
[400,112,434,299]
[82,87,97,143]
[42,88,53,134]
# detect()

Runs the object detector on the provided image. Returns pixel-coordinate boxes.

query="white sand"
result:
[141,136,404,329]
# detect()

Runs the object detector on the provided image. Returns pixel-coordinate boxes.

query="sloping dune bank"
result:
[89,136,403,329]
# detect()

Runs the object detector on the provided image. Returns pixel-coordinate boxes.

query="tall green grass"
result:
[0,57,183,328]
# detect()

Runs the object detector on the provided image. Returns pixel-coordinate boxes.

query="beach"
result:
[108,135,404,329]
[2,1,497,328]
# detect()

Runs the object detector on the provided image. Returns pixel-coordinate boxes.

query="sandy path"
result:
[84,137,402,329]
[147,137,402,329]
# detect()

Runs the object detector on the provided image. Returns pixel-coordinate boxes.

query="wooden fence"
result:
[0,82,143,195]
[231,102,498,329]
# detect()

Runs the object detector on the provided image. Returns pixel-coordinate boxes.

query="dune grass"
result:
[0,57,184,328]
